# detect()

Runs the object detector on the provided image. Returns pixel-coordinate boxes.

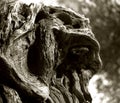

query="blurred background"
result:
[55,0,120,103]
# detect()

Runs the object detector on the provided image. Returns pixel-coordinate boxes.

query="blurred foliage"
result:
[57,0,120,103]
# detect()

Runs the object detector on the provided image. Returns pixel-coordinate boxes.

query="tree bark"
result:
[0,1,102,103]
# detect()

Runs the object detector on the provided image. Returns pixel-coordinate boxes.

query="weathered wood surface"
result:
[0,1,102,103]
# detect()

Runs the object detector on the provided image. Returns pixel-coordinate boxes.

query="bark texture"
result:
[0,1,102,103]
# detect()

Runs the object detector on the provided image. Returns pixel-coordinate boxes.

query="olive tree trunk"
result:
[0,1,102,103]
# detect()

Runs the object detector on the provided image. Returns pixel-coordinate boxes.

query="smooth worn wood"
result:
[0,1,102,103]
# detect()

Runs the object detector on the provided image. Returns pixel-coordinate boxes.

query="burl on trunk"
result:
[0,1,102,103]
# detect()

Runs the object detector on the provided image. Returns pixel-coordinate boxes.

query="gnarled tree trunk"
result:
[0,1,102,103]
